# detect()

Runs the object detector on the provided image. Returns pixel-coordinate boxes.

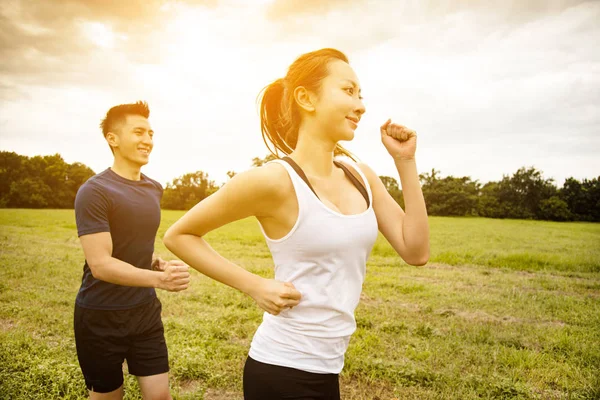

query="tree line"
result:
[0,151,95,208]
[383,167,599,222]
[1,151,598,222]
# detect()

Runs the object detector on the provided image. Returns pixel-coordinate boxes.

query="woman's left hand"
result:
[380,119,417,161]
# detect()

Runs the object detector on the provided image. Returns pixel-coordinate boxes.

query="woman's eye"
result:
[345,87,354,95]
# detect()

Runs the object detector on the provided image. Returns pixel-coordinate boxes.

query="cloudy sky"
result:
[0,0,598,187]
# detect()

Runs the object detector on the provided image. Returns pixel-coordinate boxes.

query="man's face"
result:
[107,115,154,166]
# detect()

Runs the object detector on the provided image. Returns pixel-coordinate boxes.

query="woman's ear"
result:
[293,86,315,113]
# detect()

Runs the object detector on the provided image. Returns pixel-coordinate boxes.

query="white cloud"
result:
[0,0,598,187]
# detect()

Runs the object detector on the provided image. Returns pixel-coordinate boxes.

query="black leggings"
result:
[243,356,340,400]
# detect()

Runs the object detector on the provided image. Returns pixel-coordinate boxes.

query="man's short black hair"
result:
[100,101,150,137]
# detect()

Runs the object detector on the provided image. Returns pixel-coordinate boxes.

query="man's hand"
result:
[157,261,190,292]
[151,256,168,271]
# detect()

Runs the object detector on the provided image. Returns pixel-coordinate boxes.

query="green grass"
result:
[0,209,599,399]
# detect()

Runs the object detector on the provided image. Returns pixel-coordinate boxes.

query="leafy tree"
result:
[2,150,597,221]
[539,196,572,221]
[0,151,94,208]
[478,182,504,218]
[0,151,25,196]
[7,178,52,208]
[252,153,278,167]
[560,177,600,221]
[581,177,600,221]
[379,175,404,208]
[419,168,441,186]
[479,167,556,219]
[161,171,218,210]
[419,169,479,216]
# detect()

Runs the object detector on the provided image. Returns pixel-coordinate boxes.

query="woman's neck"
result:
[292,126,337,178]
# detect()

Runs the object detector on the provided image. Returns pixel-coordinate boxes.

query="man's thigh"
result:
[74,304,128,394]
[126,298,169,378]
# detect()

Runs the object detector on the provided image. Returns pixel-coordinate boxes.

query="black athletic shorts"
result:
[74,297,169,393]
[243,356,340,400]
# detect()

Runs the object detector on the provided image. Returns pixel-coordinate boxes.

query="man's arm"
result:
[80,232,189,291]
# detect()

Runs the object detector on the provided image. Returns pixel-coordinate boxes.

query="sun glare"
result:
[82,22,117,49]
[153,5,243,80]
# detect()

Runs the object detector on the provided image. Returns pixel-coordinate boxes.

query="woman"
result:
[163,48,429,399]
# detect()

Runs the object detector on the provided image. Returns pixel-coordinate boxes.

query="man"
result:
[74,101,190,399]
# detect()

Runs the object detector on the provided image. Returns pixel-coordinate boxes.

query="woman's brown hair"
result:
[258,48,356,160]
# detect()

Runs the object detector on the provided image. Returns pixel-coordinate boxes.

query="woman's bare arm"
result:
[163,163,301,315]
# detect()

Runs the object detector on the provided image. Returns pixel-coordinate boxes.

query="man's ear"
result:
[293,86,316,113]
[105,131,119,149]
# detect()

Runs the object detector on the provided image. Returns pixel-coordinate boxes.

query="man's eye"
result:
[345,87,354,95]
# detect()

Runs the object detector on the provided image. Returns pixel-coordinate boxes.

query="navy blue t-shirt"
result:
[74,168,163,310]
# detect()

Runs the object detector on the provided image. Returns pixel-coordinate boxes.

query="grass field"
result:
[0,209,599,399]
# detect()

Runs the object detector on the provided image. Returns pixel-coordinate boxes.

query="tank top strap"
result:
[281,156,371,208]
[332,161,370,208]
[268,159,313,208]
[280,157,321,199]
[335,160,373,206]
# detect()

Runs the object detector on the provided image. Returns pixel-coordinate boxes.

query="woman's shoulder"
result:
[355,161,378,180]
[227,160,292,200]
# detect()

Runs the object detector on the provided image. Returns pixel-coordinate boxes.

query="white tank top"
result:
[248,159,379,374]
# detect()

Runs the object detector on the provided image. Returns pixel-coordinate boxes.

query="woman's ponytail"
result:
[258,78,294,157]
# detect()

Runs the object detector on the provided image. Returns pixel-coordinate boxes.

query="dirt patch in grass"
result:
[436,308,566,327]
[0,318,15,332]
[360,292,378,304]
[341,384,398,400]
[421,262,460,270]
[203,388,243,400]
[176,379,202,394]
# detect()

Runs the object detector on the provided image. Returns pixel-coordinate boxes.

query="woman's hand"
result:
[380,119,417,161]
[249,278,302,315]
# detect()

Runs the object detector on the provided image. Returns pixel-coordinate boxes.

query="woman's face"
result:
[311,59,366,143]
